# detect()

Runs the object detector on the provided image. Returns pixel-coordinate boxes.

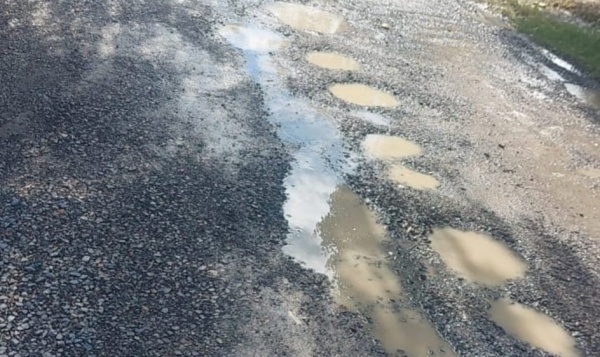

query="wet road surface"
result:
[1,0,600,356]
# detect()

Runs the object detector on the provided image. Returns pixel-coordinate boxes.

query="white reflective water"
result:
[535,51,600,110]
[220,25,352,276]
[351,110,392,126]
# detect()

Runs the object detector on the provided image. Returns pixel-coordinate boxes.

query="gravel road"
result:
[1,0,599,356]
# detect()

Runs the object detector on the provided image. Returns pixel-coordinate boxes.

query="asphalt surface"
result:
[1,0,600,356]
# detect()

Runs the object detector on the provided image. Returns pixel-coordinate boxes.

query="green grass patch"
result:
[492,1,600,78]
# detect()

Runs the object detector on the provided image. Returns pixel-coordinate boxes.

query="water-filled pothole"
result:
[362,134,422,161]
[429,228,527,287]
[329,84,398,107]
[220,24,348,276]
[388,164,440,190]
[266,2,347,34]
[489,299,579,357]
[320,186,456,357]
[306,52,361,71]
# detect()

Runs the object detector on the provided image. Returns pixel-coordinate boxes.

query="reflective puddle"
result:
[220,24,350,276]
[266,2,347,34]
[429,228,527,287]
[218,25,283,53]
[351,110,392,126]
[329,84,399,107]
[564,83,600,110]
[489,299,579,357]
[306,52,361,71]
[388,164,440,190]
[362,134,423,161]
[320,186,456,357]
[536,53,600,110]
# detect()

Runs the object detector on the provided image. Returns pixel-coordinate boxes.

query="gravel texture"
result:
[1,0,600,356]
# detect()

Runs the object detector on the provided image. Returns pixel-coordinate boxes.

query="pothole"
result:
[306,52,361,71]
[388,164,440,190]
[362,134,423,161]
[429,228,527,287]
[320,186,456,357]
[220,23,347,276]
[489,299,579,357]
[329,84,398,107]
[266,2,347,34]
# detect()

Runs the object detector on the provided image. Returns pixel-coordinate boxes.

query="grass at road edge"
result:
[492,0,600,79]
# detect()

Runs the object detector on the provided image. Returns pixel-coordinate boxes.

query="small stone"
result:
[216,338,223,344]
[82,256,91,262]
[381,23,390,29]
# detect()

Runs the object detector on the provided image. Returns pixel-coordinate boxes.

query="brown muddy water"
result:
[362,134,423,161]
[266,2,347,34]
[306,52,361,71]
[319,186,455,356]
[429,228,527,287]
[489,299,579,357]
[388,164,440,190]
[329,84,399,107]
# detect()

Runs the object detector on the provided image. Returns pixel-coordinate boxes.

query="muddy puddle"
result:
[388,164,440,190]
[329,84,398,107]
[306,52,361,71]
[320,186,456,357]
[362,134,423,161]
[489,299,579,357]
[266,2,347,34]
[429,228,526,287]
